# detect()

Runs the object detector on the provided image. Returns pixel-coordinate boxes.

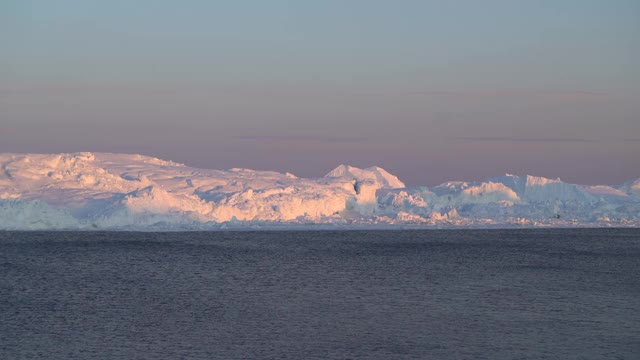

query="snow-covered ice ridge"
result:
[1,152,638,230]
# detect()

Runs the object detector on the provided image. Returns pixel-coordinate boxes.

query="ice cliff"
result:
[0,152,638,229]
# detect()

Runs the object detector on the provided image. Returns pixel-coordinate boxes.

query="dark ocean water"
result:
[1,229,639,360]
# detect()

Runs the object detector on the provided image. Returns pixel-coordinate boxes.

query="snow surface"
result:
[0,152,638,230]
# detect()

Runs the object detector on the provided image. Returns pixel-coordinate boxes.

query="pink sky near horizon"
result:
[1,1,638,185]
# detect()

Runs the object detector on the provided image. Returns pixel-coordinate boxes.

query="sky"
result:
[1,0,639,186]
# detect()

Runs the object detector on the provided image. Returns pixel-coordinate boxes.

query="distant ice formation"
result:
[0,152,638,230]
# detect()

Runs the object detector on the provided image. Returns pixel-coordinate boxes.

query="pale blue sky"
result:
[1,1,639,185]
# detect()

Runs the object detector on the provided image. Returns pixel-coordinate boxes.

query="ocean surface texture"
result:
[1,229,639,359]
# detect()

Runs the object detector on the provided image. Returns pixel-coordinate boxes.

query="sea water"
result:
[1,229,639,359]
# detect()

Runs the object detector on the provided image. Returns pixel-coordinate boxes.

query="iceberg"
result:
[0,152,638,230]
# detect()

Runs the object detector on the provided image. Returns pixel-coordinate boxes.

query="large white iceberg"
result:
[0,152,638,229]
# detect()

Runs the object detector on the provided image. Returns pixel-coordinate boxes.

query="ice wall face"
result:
[0,152,638,229]
[0,199,78,230]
